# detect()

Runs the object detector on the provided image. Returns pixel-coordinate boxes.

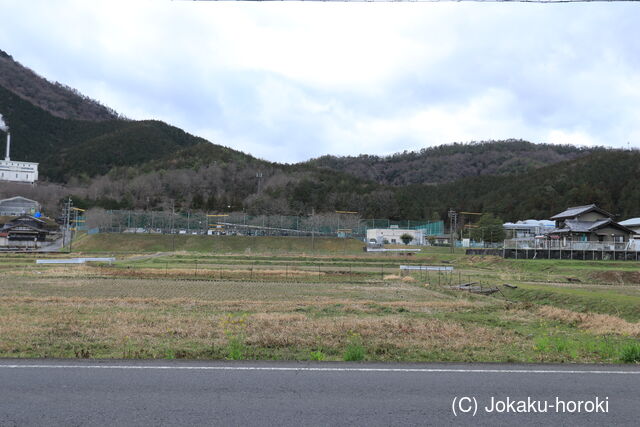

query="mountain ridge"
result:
[1,49,638,223]
[306,139,597,185]
[0,49,120,121]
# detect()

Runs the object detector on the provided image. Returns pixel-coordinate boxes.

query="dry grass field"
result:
[1,238,639,363]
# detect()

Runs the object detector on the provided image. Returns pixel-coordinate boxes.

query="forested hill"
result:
[307,140,596,185]
[0,49,119,121]
[391,148,640,221]
[0,83,267,181]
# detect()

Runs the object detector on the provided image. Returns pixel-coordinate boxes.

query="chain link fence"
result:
[86,209,444,238]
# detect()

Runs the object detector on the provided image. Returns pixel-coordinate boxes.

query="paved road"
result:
[0,359,638,426]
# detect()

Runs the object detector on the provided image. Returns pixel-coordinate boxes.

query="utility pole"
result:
[63,197,72,252]
[171,200,175,251]
[311,207,315,253]
[61,200,68,249]
[256,172,263,194]
[68,206,85,252]
[69,206,80,253]
[448,208,457,254]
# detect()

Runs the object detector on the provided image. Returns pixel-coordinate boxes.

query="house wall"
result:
[593,226,630,241]
[577,211,609,222]
[3,239,39,247]
[0,235,40,247]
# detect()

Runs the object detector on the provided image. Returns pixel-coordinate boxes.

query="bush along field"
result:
[0,239,639,364]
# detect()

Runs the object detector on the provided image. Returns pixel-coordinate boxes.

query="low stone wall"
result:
[465,248,503,256]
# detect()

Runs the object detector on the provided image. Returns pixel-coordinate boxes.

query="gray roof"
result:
[547,218,634,235]
[12,215,45,223]
[619,217,640,227]
[0,196,39,205]
[2,223,47,233]
[566,219,611,232]
[549,204,612,220]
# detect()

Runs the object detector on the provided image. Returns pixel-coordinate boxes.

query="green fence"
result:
[91,210,444,238]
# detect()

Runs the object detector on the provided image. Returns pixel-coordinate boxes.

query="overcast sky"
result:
[0,1,639,162]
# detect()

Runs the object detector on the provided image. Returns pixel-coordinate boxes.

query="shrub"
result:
[620,342,640,363]
[310,350,326,361]
[226,335,246,360]
[343,333,365,361]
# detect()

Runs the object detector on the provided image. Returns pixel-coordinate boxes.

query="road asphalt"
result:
[0,359,638,426]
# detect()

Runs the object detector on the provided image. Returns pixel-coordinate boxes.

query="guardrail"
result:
[35,258,115,264]
[400,265,453,272]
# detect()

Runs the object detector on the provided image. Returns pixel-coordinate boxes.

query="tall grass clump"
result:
[309,350,326,361]
[221,314,248,360]
[620,342,640,363]
[343,332,365,362]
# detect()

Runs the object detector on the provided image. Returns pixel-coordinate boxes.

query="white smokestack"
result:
[5,133,10,161]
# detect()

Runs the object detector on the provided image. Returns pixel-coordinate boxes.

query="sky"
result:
[0,0,639,163]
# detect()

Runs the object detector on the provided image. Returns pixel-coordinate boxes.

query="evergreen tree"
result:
[470,213,505,243]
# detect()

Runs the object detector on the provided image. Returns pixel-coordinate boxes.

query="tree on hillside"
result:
[470,213,505,243]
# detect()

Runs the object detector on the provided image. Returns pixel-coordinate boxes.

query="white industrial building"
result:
[503,219,555,238]
[619,218,640,236]
[366,227,424,245]
[0,133,38,184]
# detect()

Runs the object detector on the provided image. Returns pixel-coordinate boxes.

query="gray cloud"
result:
[0,1,639,162]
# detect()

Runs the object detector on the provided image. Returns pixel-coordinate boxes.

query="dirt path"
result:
[125,252,173,262]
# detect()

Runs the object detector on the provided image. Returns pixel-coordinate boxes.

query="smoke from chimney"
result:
[0,113,8,132]
[0,113,8,160]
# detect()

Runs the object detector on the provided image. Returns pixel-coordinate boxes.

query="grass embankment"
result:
[480,257,640,284]
[1,245,639,364]
[72,233,366,254]
[503,283,640,322]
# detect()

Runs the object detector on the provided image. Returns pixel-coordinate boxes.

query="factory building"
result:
[0,132,38,183]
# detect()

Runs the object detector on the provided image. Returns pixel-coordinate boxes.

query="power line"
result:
[191,0,631,3]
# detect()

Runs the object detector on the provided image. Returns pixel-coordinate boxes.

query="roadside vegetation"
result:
[0,236,638,364]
